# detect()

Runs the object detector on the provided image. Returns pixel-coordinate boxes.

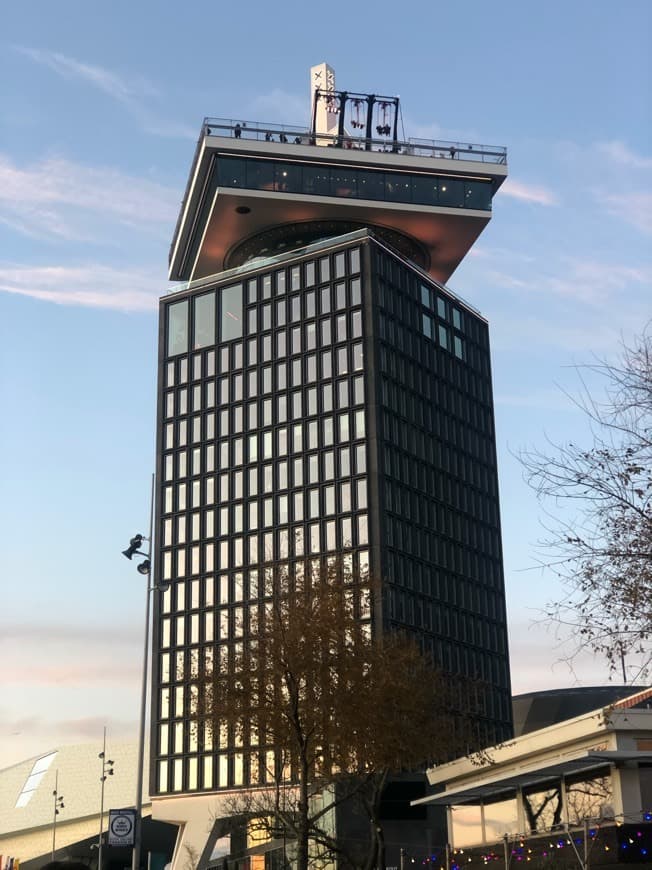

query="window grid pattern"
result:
[371,247,511,743]
[155,245,371,794]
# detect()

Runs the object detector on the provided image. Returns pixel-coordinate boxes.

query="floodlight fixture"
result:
[122,534,145,560]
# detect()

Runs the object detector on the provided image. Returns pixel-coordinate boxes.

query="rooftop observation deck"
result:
[169,119,508,284]
[202,117,507,163]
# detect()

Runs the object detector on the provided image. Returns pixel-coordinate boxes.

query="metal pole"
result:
[391,98,399,150]
[337,91,348,145]
[400,848,405,870]
[444,806,453,870]
[365,95,375,150]
[132,472,156,870]
[99,727,107,870]
[52,770,59,860]
[584,818,589,870]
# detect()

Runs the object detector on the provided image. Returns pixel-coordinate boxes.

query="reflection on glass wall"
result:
[565,772,612,825]
[221,284,243,341]
[194,291,216,348]
[523,785,563,832]
[216,155,492,211]
[483,796,519,841]
[448,771,614,849]
[168,300,189,356]
[451,804,482,848]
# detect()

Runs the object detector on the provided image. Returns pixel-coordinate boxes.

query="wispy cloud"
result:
[4,662,141,686]
[500,178,558,206]
[0,263,165,311]
[402,113,484,144]
[546,257,651,303]
[0,628,142,765]
[402,119,445,141]
[490,313,613,355]
[17,46,158,106]
[507,618,610,694]
[474,250,650,307]
[483,269,530,290]
[15,46,196,140]
[1,622,140,644]
[0,714,136,742]
[600,190,652,236]
[494,388,575,412]
[1,622,142,687]
[0,153,178,241]
[468,245,536,264]
[597,140,652,170]
[249,89,308,126]
[584,140,652,235]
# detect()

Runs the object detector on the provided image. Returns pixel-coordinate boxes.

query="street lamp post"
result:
[122,473,167,870]
[98,727,115,870]
[51,770,64,859]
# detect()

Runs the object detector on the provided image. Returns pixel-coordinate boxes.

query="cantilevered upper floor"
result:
[168,118,508,284]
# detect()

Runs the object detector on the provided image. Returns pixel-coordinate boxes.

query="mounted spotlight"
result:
[137,560,151,576]
[51,771,65,859]
[122,534,144,560]
[97,728,115,870]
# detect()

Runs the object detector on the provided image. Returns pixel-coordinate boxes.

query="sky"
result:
[1,0,650,770]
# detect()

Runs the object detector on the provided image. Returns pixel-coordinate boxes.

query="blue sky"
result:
[1,0,650,769]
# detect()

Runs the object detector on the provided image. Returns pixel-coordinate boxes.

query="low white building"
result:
[0,742,176,870]
[415,688,652,868]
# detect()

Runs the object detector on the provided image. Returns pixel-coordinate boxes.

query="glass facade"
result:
[155,241,370,795]
[371,245,512,741]
[450,769,613,847]
[153,232,511,797]
[216,155,493,211]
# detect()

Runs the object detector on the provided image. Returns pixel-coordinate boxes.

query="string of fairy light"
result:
[397,808,652,869]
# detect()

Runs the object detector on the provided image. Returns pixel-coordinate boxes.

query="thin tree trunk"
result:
[373,770,388,870]
[376,824,385,870]
[363,820,378,870]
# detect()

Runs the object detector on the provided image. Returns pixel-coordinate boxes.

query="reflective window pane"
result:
[168,301,189,356]
[193,292,216,349]
[221,285,243,340]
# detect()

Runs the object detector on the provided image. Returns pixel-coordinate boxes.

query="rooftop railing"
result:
[203,117,508,165]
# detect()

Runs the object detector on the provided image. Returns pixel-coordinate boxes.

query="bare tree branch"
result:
[193,559,482,870]
[520,326,652,678]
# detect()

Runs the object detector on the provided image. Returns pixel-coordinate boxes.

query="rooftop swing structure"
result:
[310,87,401,151]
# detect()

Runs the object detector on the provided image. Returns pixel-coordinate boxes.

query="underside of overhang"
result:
[182,187,489,284]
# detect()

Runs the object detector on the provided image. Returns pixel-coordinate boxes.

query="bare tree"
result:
[520,327,652,678]
[195,559,479,870]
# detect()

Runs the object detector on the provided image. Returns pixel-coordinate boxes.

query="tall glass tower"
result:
[151,74,512,867]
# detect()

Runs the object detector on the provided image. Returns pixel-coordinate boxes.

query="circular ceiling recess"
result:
[224,219,430,271]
